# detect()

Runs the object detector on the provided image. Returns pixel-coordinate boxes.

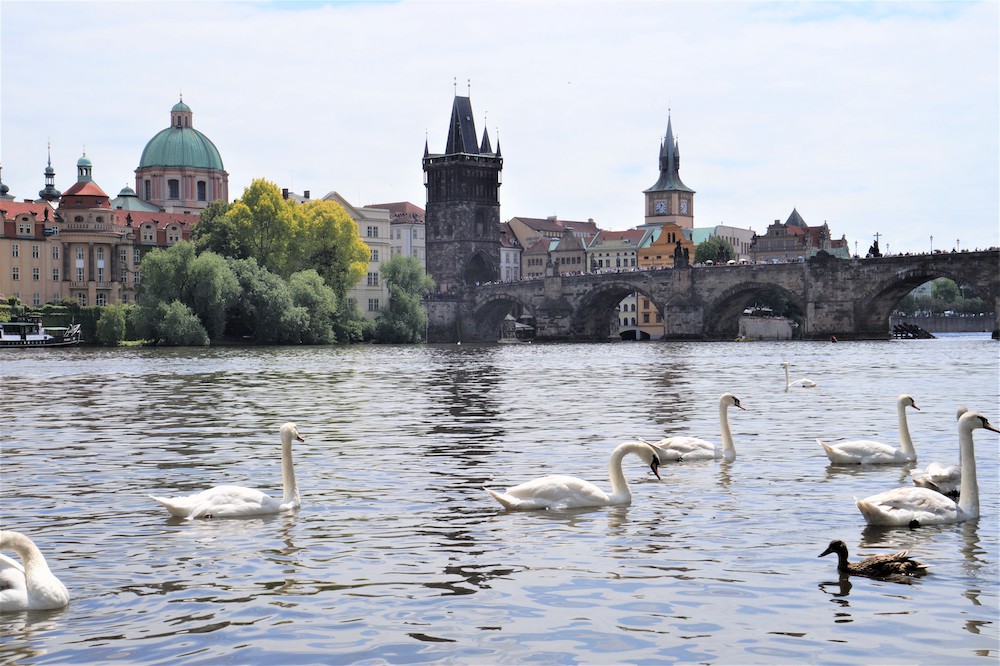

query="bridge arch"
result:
[858,263,997,334]
[703,281,806,338]
[472,294,535,341]
[571,279,663,340]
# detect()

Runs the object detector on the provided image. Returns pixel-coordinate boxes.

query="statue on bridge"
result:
[674,239,690,268]
[867,239,882,258]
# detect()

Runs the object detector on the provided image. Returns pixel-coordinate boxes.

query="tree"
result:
[931,278,960,302]
[374,256,435,343]
[227,258,308,343]
[288,269,338,344]
[137,242,239,340]
[290,199,370,300]
[191,200,250,259]
[227,179,295,275]
[695,236,736,264]
[95,303,127,346]
[133,300,210,345]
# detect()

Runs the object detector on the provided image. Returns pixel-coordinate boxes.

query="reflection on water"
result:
[0,336,997,664]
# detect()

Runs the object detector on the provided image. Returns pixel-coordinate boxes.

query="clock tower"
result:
[643,113,695,229]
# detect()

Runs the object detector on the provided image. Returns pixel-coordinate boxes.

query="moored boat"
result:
[0,317,82,348]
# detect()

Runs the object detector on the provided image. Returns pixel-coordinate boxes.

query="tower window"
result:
[168,179,180,199]
[197,181,207,201]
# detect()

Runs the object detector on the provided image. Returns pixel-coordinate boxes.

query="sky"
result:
[1,1,997,256]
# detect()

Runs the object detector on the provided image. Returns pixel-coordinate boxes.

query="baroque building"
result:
[423,95,502,293]
[135,98,229,213]
[750,208,850,263]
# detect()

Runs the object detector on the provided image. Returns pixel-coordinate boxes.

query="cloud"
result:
[1,0,996,254]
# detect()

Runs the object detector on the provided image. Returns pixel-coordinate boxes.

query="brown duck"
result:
[819,540,928,578]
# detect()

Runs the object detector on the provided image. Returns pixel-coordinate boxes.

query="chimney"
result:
[304,190,310,200]
[282,188,289,200]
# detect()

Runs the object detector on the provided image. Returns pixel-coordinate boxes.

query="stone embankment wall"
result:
[889,314,996,333]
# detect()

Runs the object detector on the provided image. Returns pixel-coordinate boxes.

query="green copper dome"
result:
[139,125,224,170]
[172,100,192,113]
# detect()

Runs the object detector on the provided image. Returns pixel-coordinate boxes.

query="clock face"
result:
[654,200,667,214]
[679,199,689,214]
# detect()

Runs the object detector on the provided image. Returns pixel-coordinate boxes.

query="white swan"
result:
[855,411,999,527]
[782,361,817,389]
[647,393,746,462]
[818,394,920,464]
[150,422,305,519]
[909,406,968,497]
[485,441,661,510]
[0,531,70,612]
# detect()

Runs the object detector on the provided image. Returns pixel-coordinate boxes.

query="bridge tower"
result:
[422,94,503,294]
[643,112,695,229]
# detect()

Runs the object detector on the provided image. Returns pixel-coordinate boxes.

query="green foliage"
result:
[227,258,309,343]
[931,278,960,302]
[333,299,372,343]
[373,256,435,343]
[138,242,238,339]
[227,179,295,275]
[288,269,338,344]
[694,236,736,264]
[95,303,127,346]
[191,200,248,259]
[291,199,370,299]
[161,301,211,345]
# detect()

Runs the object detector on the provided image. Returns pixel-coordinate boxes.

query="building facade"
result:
[321,192,392,319]
[750,209,851,263]
[1,155,195,307]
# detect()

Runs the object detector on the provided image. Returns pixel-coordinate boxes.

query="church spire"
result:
[38,142,62,201]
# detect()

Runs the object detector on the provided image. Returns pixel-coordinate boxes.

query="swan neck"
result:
[719,401,735,454]
[897,401,915,455]
[607,442,638,502]
[0,531,53,579]
[280,435,299,506]
[957,423,979,515]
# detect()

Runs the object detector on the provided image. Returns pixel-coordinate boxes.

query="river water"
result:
[1,335,997,665]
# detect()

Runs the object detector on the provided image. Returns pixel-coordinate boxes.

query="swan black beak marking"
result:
[734,398,747,411]
[650,457,662,480]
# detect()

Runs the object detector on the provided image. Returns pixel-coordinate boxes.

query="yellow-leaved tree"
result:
[290,199,369,300]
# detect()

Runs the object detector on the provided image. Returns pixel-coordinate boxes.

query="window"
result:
[134,249,141,265]
[413,229,419,239]
[370,249,379,262]
[368,298,380,312]
[119,249,127,263]
[52,245,60,260]
[52,292,60,302]
[12,267,19,281]
[32,293,41,306]
[97,247,105,261]
[76,247,84,260]
[367,226,379,238]
[143,225,155,243]
[76,266,85,281]
[52,268,60,282]
[32,267,40,281]
[121,269,128,283]
[367,272,379,286]
[168,226,180,243]
[18,222,32,236]
[32,245,40,258]
[96,293,107,306]
[197,181,207,201]
[97,267,105,282]
[77,293,87,306]
[643,314,650,324]
[11,244,18,257]
[144,180,151,200]
[168,179,180,199]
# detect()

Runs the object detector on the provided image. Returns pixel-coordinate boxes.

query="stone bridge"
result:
[424,250,999,342]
